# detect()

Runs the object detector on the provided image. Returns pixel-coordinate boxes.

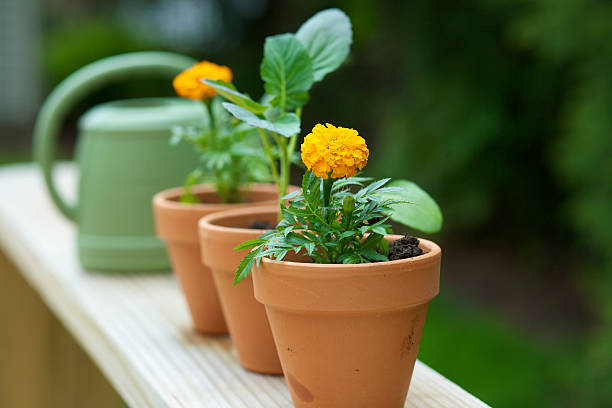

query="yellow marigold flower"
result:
[301,123,369,179]
[172,61,232,100]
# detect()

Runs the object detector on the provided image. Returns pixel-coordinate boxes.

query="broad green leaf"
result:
[222,103,300,137]
[203,79,267,114]
[260,33,314,110]
[296,8,353,82]
[379,179,443,234]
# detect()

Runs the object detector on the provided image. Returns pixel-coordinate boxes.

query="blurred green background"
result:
[1,0,612,406]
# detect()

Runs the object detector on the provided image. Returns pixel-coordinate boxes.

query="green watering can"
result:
[33,52,203,272]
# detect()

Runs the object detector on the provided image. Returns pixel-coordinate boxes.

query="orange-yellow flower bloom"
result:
[172,61,233,100]
[301,123,369,179]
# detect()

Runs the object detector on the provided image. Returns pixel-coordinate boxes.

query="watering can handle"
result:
[33,51,196,221]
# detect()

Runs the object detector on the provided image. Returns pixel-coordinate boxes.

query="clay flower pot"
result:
[153,184,280,334]
[198,206,283,374]
[253,237,441,408]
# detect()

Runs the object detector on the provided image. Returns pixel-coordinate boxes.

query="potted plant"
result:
[234,122,443,407]
[153,61,276,334]
[198,8,353,373]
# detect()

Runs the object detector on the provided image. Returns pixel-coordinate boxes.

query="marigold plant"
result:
[233,123,443,285]
[171,61,269,203]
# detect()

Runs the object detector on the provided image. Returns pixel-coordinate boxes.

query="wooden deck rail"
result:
[0,163,491,408]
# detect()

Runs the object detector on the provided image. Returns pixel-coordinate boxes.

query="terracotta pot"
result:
[253,237,441,408]
[198,206,283,374]
[153,184,280,334]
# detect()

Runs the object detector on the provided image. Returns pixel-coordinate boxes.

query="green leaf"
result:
[285,231,312,245]
[371,225,388,236]
[378,237,389,256]
[282,189,302,201]
[296,8,353,82]
[234,239,267,251]
[359,249,388,262]
[379,179,443,234]
[234,249,258,285]
[203,79,267,114]
[222,103,300,137]
[340,254,361,264]
[260,33,314,110]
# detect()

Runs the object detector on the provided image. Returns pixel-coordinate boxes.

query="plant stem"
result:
[323,177,333,208]
[256,128,280,187]
[277,137,288,222]
[278,137,288,197]
[203,99,215,131]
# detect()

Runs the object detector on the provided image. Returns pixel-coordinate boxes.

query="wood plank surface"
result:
[0,251,123,408]
[0,163,491,408]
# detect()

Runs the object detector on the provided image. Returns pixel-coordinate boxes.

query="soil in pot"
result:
[198,205,284,374]
[249,219,276,229]
[388,234,424,260]
[153,184,281,335]
[253,237,441,408]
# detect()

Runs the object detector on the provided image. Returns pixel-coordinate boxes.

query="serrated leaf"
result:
[260,33,314,110]
[285,231,312,245]
[234,249,258,285]
[296,8,353,82]
[371,225,388,236]
[222,103,300,137]
[378,237,389,256]
[341,254,361,264]
[203,79,267,114]
[379,179,443,234]
[282,189,302,201]
[339,230,357,239]
[361,233,384,250]
[234,239,267,251]
[359,249,388,262]
[305,241,315,255]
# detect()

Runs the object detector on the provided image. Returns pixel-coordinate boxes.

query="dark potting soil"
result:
[388,234,423,260]
[249,220,276,230]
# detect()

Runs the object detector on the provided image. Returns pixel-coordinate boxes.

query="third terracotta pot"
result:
[253,236,441,408]
[153,184,280,334]
[198,205,283,374]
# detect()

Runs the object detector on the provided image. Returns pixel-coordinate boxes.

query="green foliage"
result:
[378,179,443,234]
[170,97,269,203]
[296,8,353,82]
[233,171,442,284]
[203,79,267,114]
[221,103,300,137]
[212,9,353,200]
[260,34,314,110]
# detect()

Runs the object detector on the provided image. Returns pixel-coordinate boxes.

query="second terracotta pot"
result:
[153,184,280,334]
[253,237,441,408]
[198,206,283,374]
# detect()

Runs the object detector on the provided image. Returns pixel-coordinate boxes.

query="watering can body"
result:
[34,52,203,271]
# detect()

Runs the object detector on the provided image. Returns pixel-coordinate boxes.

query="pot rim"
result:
[258,236,441,274]
[153,183,280,212]
[198,205,279,235]
[199,203,441,270]
[253,236,441,312]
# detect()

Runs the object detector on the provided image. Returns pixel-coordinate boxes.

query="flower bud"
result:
[343,195,355,214]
